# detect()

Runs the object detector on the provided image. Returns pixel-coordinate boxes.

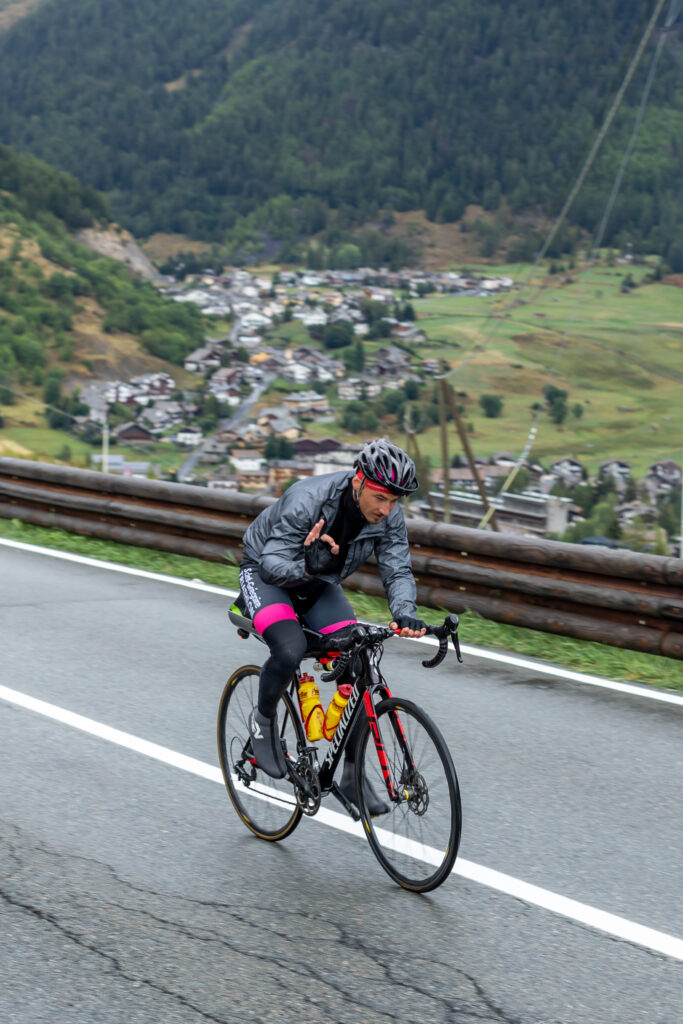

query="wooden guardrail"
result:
[1,456,682,660]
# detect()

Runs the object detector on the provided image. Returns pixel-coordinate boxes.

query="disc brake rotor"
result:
[401,770,429,816]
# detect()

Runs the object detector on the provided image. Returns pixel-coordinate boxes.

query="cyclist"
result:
[238,438,427,815]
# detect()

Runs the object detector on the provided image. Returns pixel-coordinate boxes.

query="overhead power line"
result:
[477,0,679,529]
[535,0,669,265]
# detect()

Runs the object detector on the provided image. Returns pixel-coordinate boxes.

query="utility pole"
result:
[102,414,109,474]
[443,380,500,531]
[404,412,438,521]
[438,378,451,524]
[680,442,683,558]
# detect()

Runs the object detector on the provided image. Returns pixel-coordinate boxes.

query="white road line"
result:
[2,536,683,707]
[1,680,682,962]
[0,537,234,596]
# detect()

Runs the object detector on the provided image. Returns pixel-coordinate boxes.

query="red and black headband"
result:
[355,468,394,496]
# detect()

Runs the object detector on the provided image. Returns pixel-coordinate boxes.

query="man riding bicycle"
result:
[238,437,427,815]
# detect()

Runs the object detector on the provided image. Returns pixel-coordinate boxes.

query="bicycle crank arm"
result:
[286,763,314,796]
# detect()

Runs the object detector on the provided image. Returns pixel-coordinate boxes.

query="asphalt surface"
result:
[176,374,275,482]
[1,544,682,1024]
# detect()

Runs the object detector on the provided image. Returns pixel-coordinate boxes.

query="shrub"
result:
[479,394,504,418]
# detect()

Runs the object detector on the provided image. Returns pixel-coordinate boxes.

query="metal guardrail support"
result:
[1,457,682,660]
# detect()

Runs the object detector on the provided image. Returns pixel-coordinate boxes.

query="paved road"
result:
[177,374,275,483]
[1,544,681,1024]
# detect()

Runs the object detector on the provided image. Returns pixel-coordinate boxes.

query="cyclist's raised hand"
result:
[304,518,340,554]
[304,518,340,576]
[390,615,428,638]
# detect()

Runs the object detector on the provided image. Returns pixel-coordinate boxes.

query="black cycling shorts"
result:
[239,564,356,635]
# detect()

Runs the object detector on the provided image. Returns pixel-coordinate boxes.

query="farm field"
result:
[309,260,683,477]
[0,424,189,475]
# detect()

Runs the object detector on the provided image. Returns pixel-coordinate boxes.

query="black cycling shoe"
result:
[248,708,288,779]
[339,760,390,816]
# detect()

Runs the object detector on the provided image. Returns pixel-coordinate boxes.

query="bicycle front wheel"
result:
[217,665,303,841]
[355,697,461,892]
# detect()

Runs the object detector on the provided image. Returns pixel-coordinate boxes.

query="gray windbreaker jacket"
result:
[241,470,417,620]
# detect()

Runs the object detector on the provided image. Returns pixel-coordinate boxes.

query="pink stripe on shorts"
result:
[319,619,356,634]
[254,603,298,634]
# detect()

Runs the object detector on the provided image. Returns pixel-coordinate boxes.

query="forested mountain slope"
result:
[0,146,204,418]
[0,0,680,261]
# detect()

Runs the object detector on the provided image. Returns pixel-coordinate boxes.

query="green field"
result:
[0,424,190,474]
[307,260,683,476]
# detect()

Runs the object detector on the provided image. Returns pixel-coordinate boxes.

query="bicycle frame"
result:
[292,646,404,803]
[228,601,459,811]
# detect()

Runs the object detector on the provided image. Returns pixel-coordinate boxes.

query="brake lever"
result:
[421,614,463,668]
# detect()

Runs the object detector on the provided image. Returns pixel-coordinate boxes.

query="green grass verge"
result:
[1,517,681,692]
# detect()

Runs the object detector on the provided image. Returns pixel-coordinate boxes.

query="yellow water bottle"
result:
[323,683,353,740]
[297,674,324,741]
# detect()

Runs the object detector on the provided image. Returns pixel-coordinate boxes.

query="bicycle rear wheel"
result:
[217,665,303,841]
[355,697,461,892]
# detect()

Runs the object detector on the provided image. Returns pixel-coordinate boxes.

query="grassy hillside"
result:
[0,0,680,265]
[306,259,683,475]
[0,145,204,462]
[0,0,46,32]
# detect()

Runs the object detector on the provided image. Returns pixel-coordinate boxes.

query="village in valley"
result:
[70,265,681,549]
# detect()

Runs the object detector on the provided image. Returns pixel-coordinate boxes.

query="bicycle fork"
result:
[363,691,401,802]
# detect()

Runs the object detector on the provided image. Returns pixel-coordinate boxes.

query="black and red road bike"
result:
[217,604,463,892]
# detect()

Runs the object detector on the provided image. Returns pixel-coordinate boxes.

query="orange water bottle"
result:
[323,683,353,740]
[297,674,324,741]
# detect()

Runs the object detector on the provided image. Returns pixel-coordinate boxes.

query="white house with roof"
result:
[130,372,175,401]
[208,366,243,397]
[282,363,314,385]
[139,400,185,433]
[645,459,681,502]
[599,459,632,494]
[103,381,136,405]
[241,311,273,331]
[175,426,204,446]
[550,457,586,488]
[338,377,383,400]
[312,450,357,475]
[614,500,657,527]
[281,391,331,415]
[267,417,301,439]
[292,308,328,328]
[230,449,265,472]
[184,345,222,374]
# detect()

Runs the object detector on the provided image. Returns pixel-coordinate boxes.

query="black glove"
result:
[304,537,339,576]
[394,614,427,632]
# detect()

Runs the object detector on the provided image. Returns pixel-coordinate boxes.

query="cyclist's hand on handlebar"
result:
[390,615,427,638]
[304,518,340,576]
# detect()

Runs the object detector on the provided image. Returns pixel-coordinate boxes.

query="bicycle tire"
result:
[217,664,304,841]
[355,697,461,892]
